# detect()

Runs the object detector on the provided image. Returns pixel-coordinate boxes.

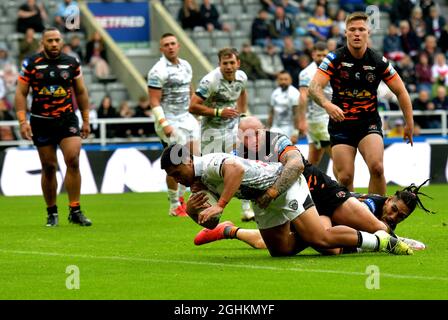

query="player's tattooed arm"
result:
[273,150,304,195]
[256,150,304,209]
[309,79,330,108]
[309,74,345,122]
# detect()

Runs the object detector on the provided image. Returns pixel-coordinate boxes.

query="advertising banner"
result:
[87,1,150,49]
[0,143,447,196]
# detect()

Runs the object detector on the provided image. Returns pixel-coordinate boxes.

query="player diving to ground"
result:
[160,144,413,257]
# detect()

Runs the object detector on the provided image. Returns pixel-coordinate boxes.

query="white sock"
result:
[178,184,187,199]
[241,200,251,210]
[168,189,180,208]
[359,231,379,251]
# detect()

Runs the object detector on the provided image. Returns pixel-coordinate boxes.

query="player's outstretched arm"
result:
[197,160,244,224]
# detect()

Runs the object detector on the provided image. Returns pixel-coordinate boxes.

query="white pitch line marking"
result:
[0,249,447,282]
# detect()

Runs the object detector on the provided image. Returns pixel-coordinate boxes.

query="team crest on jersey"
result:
[36,72,44,79]
[340,71,349,79]
[288,200,299,211]
[60,70,70,80]
[336,191,346,198]
[366,73,376,82]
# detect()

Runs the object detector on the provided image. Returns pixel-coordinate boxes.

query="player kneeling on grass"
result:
[160,143,413,257]
[191,180,433,253]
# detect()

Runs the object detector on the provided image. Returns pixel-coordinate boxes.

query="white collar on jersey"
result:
[161,55,180,66]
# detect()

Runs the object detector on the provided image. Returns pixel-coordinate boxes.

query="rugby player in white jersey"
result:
[160,144,413,256]
[189,47,255,222]
[147,33,200,217]
[298,41,332,165]
[268,70,300,143]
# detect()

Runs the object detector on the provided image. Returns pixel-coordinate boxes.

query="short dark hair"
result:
[218,47,239,62]
[42,27,60,36]
[161,33,176,40]
[314,41,327,51]
[394,179,435,215]
[160,144,192,171]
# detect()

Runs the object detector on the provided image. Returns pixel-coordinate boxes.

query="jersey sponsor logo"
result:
[35,65,48,69]
[38,86,68,97]
[57,65,70,69]
[364,198,376,213]
[366,73,376,82]
[147,78,160,87]
[341,62,354,67]
[52,86,67,97]
[38,87,52,96]
[338,89,372,98]
[60,70,70,80]
[363,65,376,70]
[288,200,299,211]
[319,58,330,71]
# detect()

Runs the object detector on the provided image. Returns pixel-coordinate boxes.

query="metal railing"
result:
[0,110,447,147]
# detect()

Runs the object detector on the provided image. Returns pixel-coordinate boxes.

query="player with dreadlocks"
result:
[354,179,434,235]
[191,180,434,253]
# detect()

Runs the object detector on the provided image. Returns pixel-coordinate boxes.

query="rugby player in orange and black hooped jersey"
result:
[309,12,414,196]
[15,27,92,227]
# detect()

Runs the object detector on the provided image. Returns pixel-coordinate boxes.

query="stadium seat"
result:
[88,83,107,108]
[6,33,24,55]
[225,0,244,16]
[249,101,270,118]
[220,14,237,31]
[231,31,250,52]
[106,82,129,105]
[213,31,231,50]
[192,31,213,53]
[244,2,262,16]
[246,81,257,103]
[237,14,253,33]
[206,48,219,66]
[4,1,18,17]
[0,17,15,37]
[254,79,276,105]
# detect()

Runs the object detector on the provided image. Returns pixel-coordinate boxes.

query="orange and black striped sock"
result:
[223,226,240,239]
[69,201,80,212]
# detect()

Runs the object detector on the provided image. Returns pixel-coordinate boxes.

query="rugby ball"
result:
[187,190,222,230]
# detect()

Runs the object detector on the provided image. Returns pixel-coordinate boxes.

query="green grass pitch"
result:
[0,185,447,300]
